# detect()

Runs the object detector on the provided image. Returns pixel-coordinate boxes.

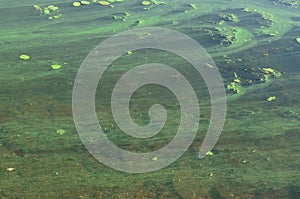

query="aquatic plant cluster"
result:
[29,0,297,95]
[271,0,299,7]
[33,4,61,20]
[2,0,300,197]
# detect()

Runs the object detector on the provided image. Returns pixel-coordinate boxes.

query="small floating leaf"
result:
[51,64,61,70]
[205,151,214,156]
[141,1,151,6]
[266,96,276,102]
[6,168,16,172]
[99,1,110,5]
[296,37,300,44]
[80,1,91,5]
[152,156,158,161]
[56,129,66,135]
[19,54,30,60]
[47,5,59,12]
[33,5,42,11]
[73,1,81,6]
[189,3,197,9]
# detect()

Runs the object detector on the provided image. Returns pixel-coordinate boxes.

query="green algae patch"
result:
[227,82,242,94]
[51,64,61,70]
[220,13,239,23]
[262,67,281,78]
[19,54,30,60]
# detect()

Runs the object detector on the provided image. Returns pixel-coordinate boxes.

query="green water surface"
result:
[0,0,300,198]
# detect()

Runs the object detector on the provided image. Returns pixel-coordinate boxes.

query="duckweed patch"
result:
[33,4,61,20]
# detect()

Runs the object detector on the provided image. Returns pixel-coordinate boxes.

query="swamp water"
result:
[0,0,300,198]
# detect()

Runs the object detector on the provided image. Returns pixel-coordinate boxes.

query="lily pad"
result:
[99,1,110,5]
[189,3,197,9]
[267,96,276,102]
[19,54,30,60]
[81,1,91,5]
[141,1,151,6]
[73,2,81,7]
[56,129,66,135]
[51,64,61,70]
[47,5,59,12]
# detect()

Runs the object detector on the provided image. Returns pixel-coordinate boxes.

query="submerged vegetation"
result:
[1,0,300,198]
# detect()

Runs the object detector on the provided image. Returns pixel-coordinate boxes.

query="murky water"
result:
[1,0,300,198]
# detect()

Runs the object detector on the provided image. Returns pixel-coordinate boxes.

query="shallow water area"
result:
[0,0,300,198]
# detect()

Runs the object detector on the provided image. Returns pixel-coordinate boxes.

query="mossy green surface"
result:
[0,0,300,198]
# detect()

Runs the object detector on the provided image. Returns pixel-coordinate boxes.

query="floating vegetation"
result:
[262,29,279,37]
[225,66,282,95]
[189,3,197,9]
[51,64,62,70]
[56,129,66,135]
[141,1,151,6]
[151,156,158,161]
[80,1,91,5]
[261,67,282,81]
[112,12,129,21]
[219,13,239,23]
[151,0,166,5]
[205,151,214,156]
[6,168,16,172]
[296,37,300,43]
[267,96,276,101]
[227,81,242,94]
[19,54,30,60]
[241,8,275,27]
[271,0,298,7]
[99,1,110,5]
[72,2,81,7]
[33,4,61,20]
[215,27,243,46]
[242,7,251,12]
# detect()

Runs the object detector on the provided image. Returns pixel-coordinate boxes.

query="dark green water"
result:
[1,0,300,198]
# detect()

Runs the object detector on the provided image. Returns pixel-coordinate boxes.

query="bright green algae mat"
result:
[1,0,300,198]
